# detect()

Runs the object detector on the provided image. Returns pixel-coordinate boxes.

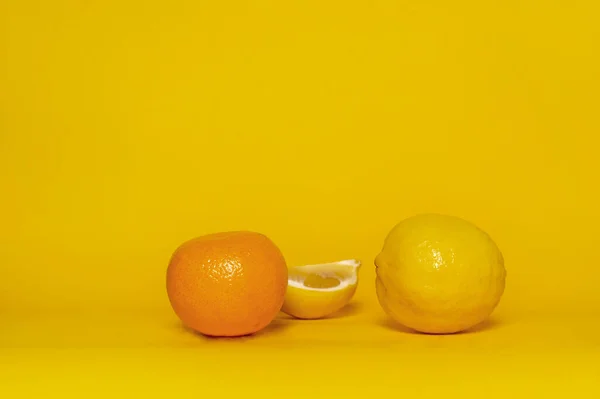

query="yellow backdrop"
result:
[2,0,599,396]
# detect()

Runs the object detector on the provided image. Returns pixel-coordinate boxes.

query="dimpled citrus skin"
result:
[375,214,506,334]
[166,231,288,337]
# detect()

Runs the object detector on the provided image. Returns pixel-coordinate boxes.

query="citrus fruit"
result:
[375,214,506,334]
[281,259,361,319]
[166,231,288,337]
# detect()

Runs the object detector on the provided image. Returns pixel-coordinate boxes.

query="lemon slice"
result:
[281,259,361,319]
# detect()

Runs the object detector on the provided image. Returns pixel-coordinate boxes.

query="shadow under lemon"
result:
[277,301,363,321]
[377,315,504,335]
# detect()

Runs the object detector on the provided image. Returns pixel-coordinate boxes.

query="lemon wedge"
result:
[281,259,361,319]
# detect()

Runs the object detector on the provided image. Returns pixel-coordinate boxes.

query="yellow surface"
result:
[1,0,599,396]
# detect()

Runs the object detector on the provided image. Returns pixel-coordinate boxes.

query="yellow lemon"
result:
[375,214,506,334]
[281,259,361,319]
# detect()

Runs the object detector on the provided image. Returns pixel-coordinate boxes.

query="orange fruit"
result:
[166,231,288,337]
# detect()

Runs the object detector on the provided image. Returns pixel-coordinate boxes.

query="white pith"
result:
[287,259,361,292]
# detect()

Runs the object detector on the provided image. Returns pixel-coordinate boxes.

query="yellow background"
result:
[2,0,599,396]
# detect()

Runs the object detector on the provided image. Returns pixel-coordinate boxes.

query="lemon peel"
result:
[282,259,361,319]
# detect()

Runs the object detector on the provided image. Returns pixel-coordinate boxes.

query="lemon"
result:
[281,259,361,319]
[375,214,506,334]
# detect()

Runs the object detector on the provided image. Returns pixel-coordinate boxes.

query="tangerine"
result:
[166,231,288,337]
